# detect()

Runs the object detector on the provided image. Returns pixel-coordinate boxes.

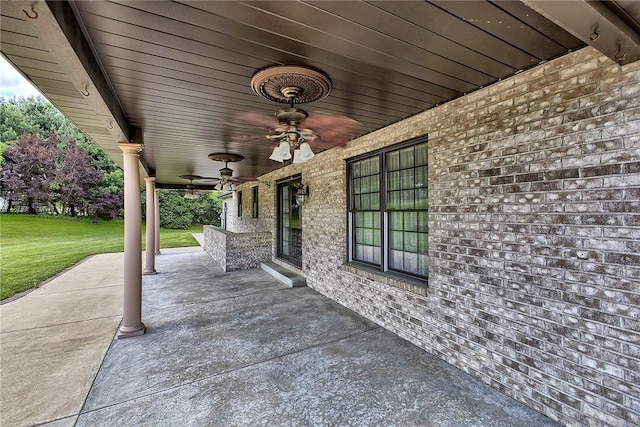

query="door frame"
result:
[276,175,303,267]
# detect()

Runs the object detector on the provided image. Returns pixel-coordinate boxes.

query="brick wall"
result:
[203,225,271,271]
[232,47,640,427]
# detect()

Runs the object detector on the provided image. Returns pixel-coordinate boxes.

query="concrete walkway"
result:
[1,247,561,427]
[0,252,125,426]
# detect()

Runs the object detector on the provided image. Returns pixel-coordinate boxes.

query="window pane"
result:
[371,176,380,192]
[364,211,374,228]
[387,151,400,171]
[370,193,380,210]
[417,254,429,276]
[390,249,403,270]
[388,171,400,191]
[362,194,371,210]
[369,157,380,174]
[417,211,428,233]
[353,211,380,266]
[400,146,415,169]
[415,166,428,188]
[390,212,403,230]
[360,176,370,193]
[390,230,403,250]
[400,168,414,189]
[401,190,415,210]
[415,142,428,166]
[405,232,418,252]
[403,252,418,274]
[352,161,361,178]
[387,191,399,210]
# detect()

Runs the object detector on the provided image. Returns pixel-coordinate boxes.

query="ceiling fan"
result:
[207,152,255,190]
[178,175,207,199]
[246,65,360,163]
[178,153,254,192]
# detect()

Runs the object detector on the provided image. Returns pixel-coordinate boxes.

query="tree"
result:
[0,96,124,218]
[0,97,31,144]
[158,190,194,229]
[53,139,103,215]
[0,133,58,213]
[88,189,123,220]
[141,189,223,229]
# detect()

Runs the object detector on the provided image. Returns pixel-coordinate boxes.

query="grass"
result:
[0,214,202,300]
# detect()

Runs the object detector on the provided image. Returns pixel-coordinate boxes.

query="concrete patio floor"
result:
[1,246,561,427]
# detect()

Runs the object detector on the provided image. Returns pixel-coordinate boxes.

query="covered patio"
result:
[2,246,559,426]
[2,1,640,425]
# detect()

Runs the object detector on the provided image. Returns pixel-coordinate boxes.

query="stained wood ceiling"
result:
[2,1,639,187]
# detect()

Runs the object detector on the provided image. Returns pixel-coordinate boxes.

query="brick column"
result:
[117,143,146,339]
[143,177,157,275]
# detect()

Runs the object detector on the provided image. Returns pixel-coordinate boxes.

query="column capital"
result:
[144,176,156,183]
[118,142,143,154]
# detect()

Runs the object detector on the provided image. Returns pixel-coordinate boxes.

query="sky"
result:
[0,54,43,99]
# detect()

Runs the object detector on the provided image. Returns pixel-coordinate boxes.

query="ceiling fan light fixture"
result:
[292,148,303,164]
[269,146,284,162]
[279,141,292,160]
[184,191,199,199]
[299,142,315,160]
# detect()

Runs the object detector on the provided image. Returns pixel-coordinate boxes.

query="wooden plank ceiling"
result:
[0,1,604,186]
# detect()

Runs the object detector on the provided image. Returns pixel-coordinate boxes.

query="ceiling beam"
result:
[523,0,640,65]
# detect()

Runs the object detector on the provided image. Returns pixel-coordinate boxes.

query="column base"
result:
[117,323,146,339]
[155,250,161,255]
[143,269,157,275]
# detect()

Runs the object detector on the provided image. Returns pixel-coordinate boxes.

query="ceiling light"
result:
[251,65,334,164]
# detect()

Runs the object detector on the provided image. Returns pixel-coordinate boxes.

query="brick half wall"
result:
[203,225,271,271]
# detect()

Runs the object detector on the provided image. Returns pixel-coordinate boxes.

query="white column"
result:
[143,177,157,275]
[117,143,146,339]
[154,188,161,254]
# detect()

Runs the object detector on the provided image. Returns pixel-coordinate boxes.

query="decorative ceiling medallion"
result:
[207,152,245,163]
[250,65,332,104]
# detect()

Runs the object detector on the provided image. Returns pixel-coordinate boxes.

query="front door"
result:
[277,177,302,267]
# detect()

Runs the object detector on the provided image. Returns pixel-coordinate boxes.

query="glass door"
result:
[277,178,302,267]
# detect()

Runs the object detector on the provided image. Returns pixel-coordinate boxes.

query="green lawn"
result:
[0,214,202,300]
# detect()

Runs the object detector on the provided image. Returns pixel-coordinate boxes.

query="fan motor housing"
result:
[276,107,308,125]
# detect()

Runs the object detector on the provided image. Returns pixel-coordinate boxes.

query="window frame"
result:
[347,135,428,281]
[252,186,259,218]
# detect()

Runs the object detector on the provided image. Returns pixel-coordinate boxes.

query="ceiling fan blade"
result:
[305,114,359,134]
[239,111,280,129]
[298,128,318,141]
[304,113,360,148]
[234,176,258,183]
[179,174,204,180]
[266,132,287,140]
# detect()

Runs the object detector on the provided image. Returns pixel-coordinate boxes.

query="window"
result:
[252,186,259,218]
[348,136,428,279]
[237,191,242,217]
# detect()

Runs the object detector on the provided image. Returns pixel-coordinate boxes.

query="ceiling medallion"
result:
[207,152,245,163]
[250,65,332,104]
